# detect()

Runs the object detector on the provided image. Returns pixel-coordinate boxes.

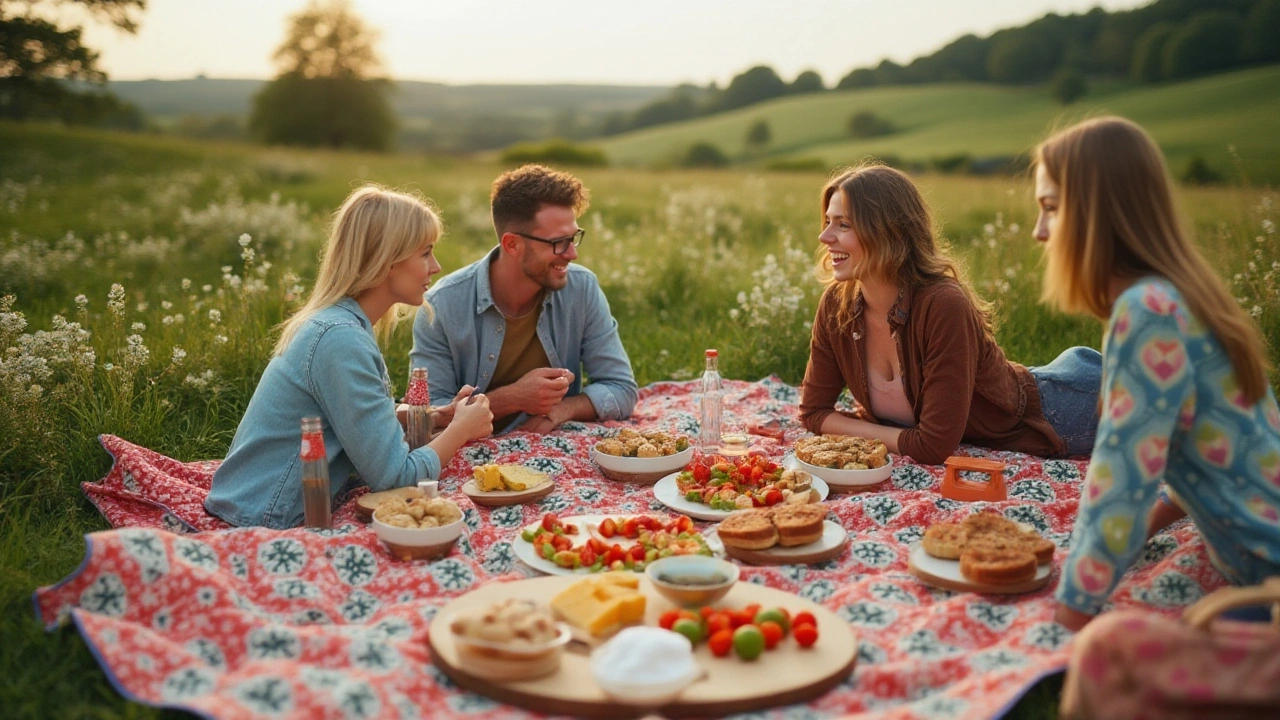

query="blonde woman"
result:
[799,163,1101,465]
[206,186,493,529]
[1034,117,1280,630]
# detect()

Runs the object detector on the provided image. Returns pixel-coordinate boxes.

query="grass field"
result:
[1,120,1277,719]
[597,65,1280,185]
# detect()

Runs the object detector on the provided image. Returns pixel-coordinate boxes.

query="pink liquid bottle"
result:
[299,416,331,529]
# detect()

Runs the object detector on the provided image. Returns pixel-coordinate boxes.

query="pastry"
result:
[958,546,1037,585]
[795,434,890,469]
[771,504,828,547]
[921,523,968,560]
[716,510,780,550]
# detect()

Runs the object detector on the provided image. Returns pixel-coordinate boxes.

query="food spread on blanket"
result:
[717,505,828,550]
[794,434,889,470]
[594,428,691,457]
[675,454,816,511]
[449,598,560,648]
[922,511,1056,585]
[657,603,820,659]
[372,495,462,528]
[551,573,647,637]
[520,512,711,572]
[471,463,550,492]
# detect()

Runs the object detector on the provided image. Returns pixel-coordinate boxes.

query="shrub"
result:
[1162,11,1244,80]
[1050,68,1087,105]
[847,111,895,138]
[1181,155,1223,185]
[931,154,973,174]
[1131,22,1176,82]
[745,120,772,152]
[499,139,608,167]
[681,142,729,168]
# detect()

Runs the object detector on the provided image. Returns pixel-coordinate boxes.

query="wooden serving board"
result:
[719,521,849,566]
[355,487,423,522]
[461,479,555,507]
[428,576,857,719]
[907,545,1053,595]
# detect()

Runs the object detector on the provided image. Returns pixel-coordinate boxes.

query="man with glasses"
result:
[410,164,638,433]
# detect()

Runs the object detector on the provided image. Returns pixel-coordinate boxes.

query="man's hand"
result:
[424,385,479,430]
[518,414,557,434]
[510,368,574,416]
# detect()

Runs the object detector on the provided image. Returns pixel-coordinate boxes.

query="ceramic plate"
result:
[652,473,830,522]
[512,514,722,577]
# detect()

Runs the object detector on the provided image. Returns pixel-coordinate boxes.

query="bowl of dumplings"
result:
[592,428,695,475]
[371,494,465,561]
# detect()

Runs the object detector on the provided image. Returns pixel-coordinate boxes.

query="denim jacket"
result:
[206,298,441,528]
[411,247,638,432]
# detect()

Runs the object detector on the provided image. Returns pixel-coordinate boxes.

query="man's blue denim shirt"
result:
[411,246,638,431]
[206,298,441,528]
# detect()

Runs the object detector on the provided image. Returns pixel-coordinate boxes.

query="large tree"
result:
[0,0,145,121]
[249,0,395,151]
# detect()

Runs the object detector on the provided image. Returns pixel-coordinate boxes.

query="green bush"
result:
[499,138,608,167]
[931,154,973,174]
[1050,68,1087,104]
[847,111,895,138]
[680,142,729,168]
[1181,155,1223,185]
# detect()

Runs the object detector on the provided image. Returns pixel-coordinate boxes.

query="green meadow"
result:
[1,119,1277,718]
[598,65,1280,184]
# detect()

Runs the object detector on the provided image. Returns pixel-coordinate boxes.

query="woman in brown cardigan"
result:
[798,164,1100,465]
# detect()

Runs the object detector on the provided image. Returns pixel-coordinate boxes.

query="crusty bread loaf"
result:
[921,523,968,560]
[771,505,827,547]
[958,546,1037,585]
[924,511,1057,566]
[717,511,779,550]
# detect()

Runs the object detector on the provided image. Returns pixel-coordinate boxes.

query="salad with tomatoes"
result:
[675,454,810,511]
[519,512,711,572]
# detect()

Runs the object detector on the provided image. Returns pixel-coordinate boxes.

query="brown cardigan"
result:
[798,280,1064,464]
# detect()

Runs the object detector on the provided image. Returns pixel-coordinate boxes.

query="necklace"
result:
[498,290,544,320]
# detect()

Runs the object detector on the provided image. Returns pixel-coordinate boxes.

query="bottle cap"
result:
[705,349,718,358]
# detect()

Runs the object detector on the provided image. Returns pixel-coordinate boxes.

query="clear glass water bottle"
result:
[404,367,434,450]
[699,349,723,452]
[299,416,331,529]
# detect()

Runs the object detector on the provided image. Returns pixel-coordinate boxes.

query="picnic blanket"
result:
[35,378,1229,720]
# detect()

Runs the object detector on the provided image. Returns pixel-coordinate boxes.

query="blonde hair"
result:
[817,163,993,335]
[274,185,442,355]
[1036,116,1270,402]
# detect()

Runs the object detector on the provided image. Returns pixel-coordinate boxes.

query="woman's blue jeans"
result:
[1029,346,1102,457]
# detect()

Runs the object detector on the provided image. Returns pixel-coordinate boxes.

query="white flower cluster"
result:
[179,192,315,257]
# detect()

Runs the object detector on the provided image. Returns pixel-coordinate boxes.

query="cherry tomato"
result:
[628,545,646,563]
[604,546,626,566]
[552,534,572,552]
[706,612,733,636]
[792,611,817,629]
[621,518,641,538]
[562,523,578,535]
[708,629,734,657]
[763,488,784,506]
[658,610,682,631]
[793,623,819,648]
[693,464,711,482]
[578,545,597,567]
[586,537,607,554]
[732,625,765,660]
[754,607,790,634]
[599,518,617,538]
[671,618,703,645]
[759,621,784,650]
[541,513,559,532]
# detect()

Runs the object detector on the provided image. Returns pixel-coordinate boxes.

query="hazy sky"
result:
[84,0,1151,86]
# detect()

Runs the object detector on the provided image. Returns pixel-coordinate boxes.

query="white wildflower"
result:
[181,278,191,290]
[171,347,187,363]
[161,300,173,310]
[107,283,126,316]
[131,322,146,332]
[238,233,252,247]
[74,294,88,309]
[208,309,222,323]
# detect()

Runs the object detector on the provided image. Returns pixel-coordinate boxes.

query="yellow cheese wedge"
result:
[472,464,505,492]
[550,574,646,637]
[497,465,548,491]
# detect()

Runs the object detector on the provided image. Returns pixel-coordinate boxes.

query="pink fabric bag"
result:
[1060,578,1280,719]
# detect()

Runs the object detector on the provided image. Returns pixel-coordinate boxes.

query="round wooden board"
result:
[717,521,849,566]
[355,486,423,522]
[907,545,1053,595]
[461,479,555,507]
[428,576,857,719]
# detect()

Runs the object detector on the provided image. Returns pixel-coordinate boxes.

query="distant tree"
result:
[1130,21,1177,81]
[790,70,825,94]
[1162,11,1244,80]
[1050,68,1088,104]
[1181,155,1223,185]
[836,67,877,90]
[249,0,395,150]
[872,59,906,85]
[0,0,146,121]
[930,34,989,82]
[717,65,787,111]
[847,111,894,138]
[987,31,1058,83]
[745,119,771,153]
[501,139,607,167]
[681,142,729,168]
[629,86,699,131]
[1243,0,1280,63]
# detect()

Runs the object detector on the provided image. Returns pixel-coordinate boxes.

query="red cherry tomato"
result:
[793,623,819,648]
[541,513,559,532]
[578,545,597,567]
[658,610,682,631]
[599,518,617,538]
[708,629,734,657]
[759,621,784,650]
[792,611,817,629]
[706,612,733,636]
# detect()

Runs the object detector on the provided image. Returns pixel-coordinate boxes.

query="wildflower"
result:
[202,285,212,293]
[132,322,146,332]
[215,334,228,344]
[171,347,187,364]
[104,363,115,371]
[161,300,173,310]
[135,302,148,312]
[181,278,192,290]
[107,284,126,316]
[242,247,255,263]
[729,308,741,320]
[208,309,222,324]
[75,294,88,309]
[1251,306,1263,318]
[162,315,175,326]
[238,233,252,247]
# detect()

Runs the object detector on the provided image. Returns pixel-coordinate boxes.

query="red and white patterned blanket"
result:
[35,378,1226,719]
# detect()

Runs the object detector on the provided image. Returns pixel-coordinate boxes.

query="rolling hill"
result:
[596,65,1280,184]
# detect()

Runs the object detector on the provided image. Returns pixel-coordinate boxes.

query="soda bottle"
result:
[699,349,722,452]
[404,367,434,450]
[299,416,331,529]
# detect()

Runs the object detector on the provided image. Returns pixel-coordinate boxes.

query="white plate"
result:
[907,544,1052,594]
[652,472,830,522]
[784,451,894,488]
[512,514,722,577]
[705,520,847,559]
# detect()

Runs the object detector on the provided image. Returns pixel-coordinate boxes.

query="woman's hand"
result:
[1054,603,1094,632]
[428,385,480,430]
[450,392,493,442]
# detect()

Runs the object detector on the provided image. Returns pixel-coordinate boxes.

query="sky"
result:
[82,0,1152,87]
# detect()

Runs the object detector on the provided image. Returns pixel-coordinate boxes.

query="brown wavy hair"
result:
[1036,116,1270,403]
[816,163,992,335]
[490,164,590,235]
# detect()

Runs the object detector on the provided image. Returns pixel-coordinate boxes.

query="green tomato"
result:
[754,608,790,634]
[671,618,703,646]
[733,625,765,660]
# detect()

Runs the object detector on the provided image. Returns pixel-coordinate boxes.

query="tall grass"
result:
[2,121,1277,719]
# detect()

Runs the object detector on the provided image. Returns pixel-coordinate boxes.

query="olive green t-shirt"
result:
[490,303,550,430]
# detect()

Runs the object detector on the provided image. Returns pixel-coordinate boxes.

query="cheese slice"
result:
[497,465,548,491]
[472,464,505,492]
[550,574,646,637]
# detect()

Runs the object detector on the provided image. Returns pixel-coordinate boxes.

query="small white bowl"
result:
[372,515,464,561]
[452,621,572,681]
[645,555,740,607]
[592,444,695,475]
[591,626,701,706]
[794,453,894,487]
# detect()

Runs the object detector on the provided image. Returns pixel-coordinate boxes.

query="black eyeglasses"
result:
[513,228,585,255]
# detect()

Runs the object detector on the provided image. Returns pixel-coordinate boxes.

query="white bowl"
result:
[794,453,894,487]
[591,626,700,706]
[372,514,464,561]
[592,444,695,475]
[645,555,740,607]
[452,621,572,681]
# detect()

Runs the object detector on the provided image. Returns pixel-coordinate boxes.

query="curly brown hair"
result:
[490,164,590,235]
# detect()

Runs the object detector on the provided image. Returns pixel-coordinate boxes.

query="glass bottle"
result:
[404,367,434,450]
[699,349,723,452]
[299,416,331,529]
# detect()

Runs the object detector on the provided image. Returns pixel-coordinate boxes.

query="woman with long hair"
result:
[1034,117,1280,630]
[799,163,1101,465]
[206,186,493,529]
